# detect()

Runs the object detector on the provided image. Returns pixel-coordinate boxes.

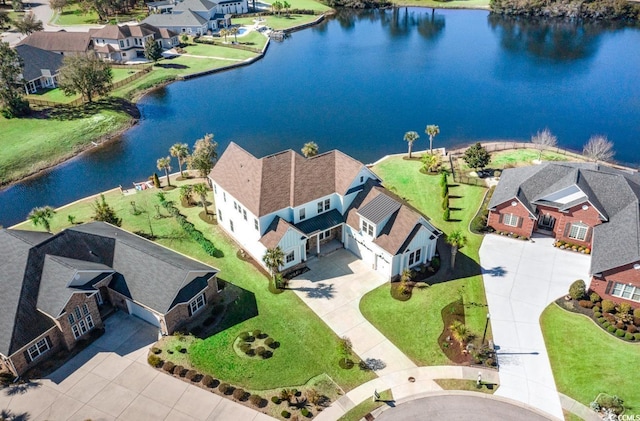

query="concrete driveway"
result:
[0,312,275,421]
[479,234,591,420]
[290,249,416,376]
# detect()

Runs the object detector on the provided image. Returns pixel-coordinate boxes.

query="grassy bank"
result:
[393,0,489,8]
[541,304,640,415]
[360,156,490,366]
[14,181,375,392]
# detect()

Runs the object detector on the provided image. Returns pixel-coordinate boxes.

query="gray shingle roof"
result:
[143,9,208,27]
[17,31,92,54]
[492,162,640,275]
[173,0,217,12]
[15,44,64,82]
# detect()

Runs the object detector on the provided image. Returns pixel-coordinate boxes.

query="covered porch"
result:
[295,209,345,258]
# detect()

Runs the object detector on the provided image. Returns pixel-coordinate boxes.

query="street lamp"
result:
[482,313,491,344]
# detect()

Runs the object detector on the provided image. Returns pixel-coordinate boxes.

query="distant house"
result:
[488,162,640,306]
[0,222,220,377]
[209,143,441,280]
[143,0,247,36]
[16,31,93,56]
[90,23,179,62]
[15,45,64,94]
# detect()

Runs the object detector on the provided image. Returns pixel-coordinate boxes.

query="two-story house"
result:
[0,222,219,377]
[90,23,178,62]
[488,162,640,306]
[209,143,441,279]
[143,0,247,35]
[15,44,64,94]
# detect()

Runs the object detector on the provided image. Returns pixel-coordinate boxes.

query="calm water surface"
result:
[2,9,640,226]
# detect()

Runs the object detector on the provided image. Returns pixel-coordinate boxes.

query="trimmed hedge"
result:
[185,369,198,381]
[607,325,617,333]
[602,299,616,313]
[625,332,634,340]
[162,361,175,372]
[282,411,291,419]
[147,354,162,367]
[615,329,626,337]
[271,396,282,404]
[158,196,218,256]
[594,312,602,318]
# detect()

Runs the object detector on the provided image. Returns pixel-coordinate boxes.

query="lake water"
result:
[2,8,640,226]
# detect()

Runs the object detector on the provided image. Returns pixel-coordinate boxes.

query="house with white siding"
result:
[143,0,247,36]
[209,143,441,279]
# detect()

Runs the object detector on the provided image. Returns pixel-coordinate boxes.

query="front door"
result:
[538,214,556,231]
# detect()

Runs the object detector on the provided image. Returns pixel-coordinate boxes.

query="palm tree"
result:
[421,152,441,173]
[425,124,440,154]
[403,131,419,159]
[301,141,319,158]
[229,26,238,43]
[28,206,56,232]
[192,183,210,214]
[283,0,290,16]
[263,246,285,280]
[219,28,229,42]
[169,143,189,177]
[446,229,467,270]
[156,156,172,187]
[179,184,193,205]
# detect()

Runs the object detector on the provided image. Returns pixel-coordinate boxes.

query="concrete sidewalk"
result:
[479,234,591,420]
[290,249,416,376]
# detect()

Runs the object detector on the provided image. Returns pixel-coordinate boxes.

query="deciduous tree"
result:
[403,131,419,159]
[531,128,557,160]
[462,142,491,173]
[0,10,11,30]
[0,42,30,118]
[188,133,218,177]
[28,206,56,232]
[49,0,67,12]
[92,194,121,226]
[58,54,113,103]
[583,135,615,163]
[14,12,43,35]
[144,37,163,62]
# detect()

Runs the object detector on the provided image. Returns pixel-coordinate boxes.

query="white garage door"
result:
[346,234,375,266]
[375,254,391,277]
[126,300,161,328]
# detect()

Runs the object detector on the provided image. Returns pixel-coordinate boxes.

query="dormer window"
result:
[317,199,330,214]
[362,220,374,236]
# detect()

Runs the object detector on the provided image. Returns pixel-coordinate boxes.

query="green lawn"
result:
[360,156,491,366]
[234,13,323,30]
[541,304,640,415]
[257,0,331,11]
[392,0,489,9]
[457,148,583,173]
[338,389,393,421]
[15,183,375,392]
[433,379,497,394]
[0,106,133,186]
[183,43,258,60]
[52,2,148,25]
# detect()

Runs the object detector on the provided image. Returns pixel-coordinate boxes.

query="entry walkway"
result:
[479,234,591,420]
[290,249,417,376]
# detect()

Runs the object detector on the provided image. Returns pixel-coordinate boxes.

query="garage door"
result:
[126,300,161,328]
[375,254,391,277]
[346,234,375,266]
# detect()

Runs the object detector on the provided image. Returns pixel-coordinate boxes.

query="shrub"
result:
[233,388,248,400]
[245,335,255,343]
[615,329,626,337]
[602,299,616,313]
[627,324,637,333]
[255,346,266,356]
[271,396,282,404]
[162,361,175,372]
[634,308,640,319]
[261,350,273,359]
[282,411,291,419]
[618,302,632,315]
[578,300,594,309]
[597,317,606,323]
[147,354,162,367]
[603,321,611,329]
[239,332,250,340]
[219,383,232,394]
[635,333,640,341]
[151,347,161,354]
[443,207,450,221]
[594,312,602,318]
[593,305,601,313]
[590,292,601,303]
[607,325,616,333]
[441,182,448,198]
[625,332,634,340]
[442,194,449,210]
[249,394,263,407]
[185,370,198,381]
[265,337,274,347]
[252,329,262,337]
[301,408,310,417]
[173,365,184,376]
[245,348,255,356]
[202,375,214,387]
[616,321,624,329]
[569,280,586,300]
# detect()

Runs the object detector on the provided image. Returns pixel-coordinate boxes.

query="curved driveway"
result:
[376,394,554,421]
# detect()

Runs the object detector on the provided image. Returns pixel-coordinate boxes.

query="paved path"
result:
[479,234,591,420]
[290,249,416,376]
[0,312,275,421]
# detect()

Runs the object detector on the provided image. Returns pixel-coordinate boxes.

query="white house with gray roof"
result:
[209,143,441,279]
[143,0,247,35]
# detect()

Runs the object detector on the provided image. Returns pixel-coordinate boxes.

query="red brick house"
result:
[488,162,640,306]
[0,222,219,377]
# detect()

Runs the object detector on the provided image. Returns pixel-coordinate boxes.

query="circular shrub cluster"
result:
[219,383,233,395]
[271,396,281,404]
[249,394,264,407]
[233,388,248,401]
[162,361,175,372]
[235,331,278,359]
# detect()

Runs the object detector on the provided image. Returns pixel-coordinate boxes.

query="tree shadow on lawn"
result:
[45,97,140,121]
[204,280,258,337]
[155,63,189,69]
[428,238,482,284]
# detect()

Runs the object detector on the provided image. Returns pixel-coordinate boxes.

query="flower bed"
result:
[553,240,590,254]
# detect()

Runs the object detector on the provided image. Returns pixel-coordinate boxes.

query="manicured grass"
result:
[392,0,489,9]
[15,182,375,392]
[433,379,497,394]
[360,156,491,366]
[52,2,148,25]
[234,13,323,30]
[457,148,583,173]
[183,43,258,60]
[338,389,393,421]
[0,107,133,186]
[259,0,331,11]
[541,304,640,416]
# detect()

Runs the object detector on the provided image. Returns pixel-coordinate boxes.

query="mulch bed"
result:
[181,199,196,208]
[199,210,217,224]
[437,299,473,365]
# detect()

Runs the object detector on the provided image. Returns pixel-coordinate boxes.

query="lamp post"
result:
[482,313,491,344]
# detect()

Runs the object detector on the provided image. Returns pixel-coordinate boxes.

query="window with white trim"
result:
[82,303,89,316]
[230,220,234,232]
[408,249,421,266]
[27,338,50,361]
[189,293,205,315]
[318,230,331,241]
[254,218,259,231]
[223,192,226,202]
[317,199,330,214]
[568,223,588,241]
[503,213,519,227]
[361,220,374,236]
[68,313,75,324]
[243,209,247,221]
[286,251,295,263]
[234,201,238,211]
[612,283,640,302]
[74,306,82,320]
[299,208,306,221]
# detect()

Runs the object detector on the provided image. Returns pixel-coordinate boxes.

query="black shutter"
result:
[23,350,31,364]
[188,303,192,317]
[605,281,613,295]
[585,228,593,243]
[563,223,571,237]
[498,213,503,224]
[517,216,523,228]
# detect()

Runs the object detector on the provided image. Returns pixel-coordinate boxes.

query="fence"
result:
[27,97,84,107]
[111,65,153,90]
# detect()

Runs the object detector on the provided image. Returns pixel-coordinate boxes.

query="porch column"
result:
[316,234,320,255]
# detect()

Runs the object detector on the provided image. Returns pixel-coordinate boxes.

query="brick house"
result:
[488,162,640,306]
[209,143,441,280]
[0,222,219,377]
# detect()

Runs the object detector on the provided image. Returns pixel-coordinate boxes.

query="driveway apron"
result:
[479,234,591,420]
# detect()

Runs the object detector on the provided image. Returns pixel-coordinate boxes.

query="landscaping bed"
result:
[433,379,498,394]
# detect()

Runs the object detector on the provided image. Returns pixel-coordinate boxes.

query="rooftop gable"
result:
[17,31,92,53]
[15,45,64,82]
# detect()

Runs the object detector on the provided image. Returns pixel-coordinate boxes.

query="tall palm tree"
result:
[179,184,193,205]
[28,206,56,232]
[403,131,419,159]
[446,229,467,270]
[283,0,290,16]
[229,26,238,43]
[169,143,189,177]
[156,156,172,187]
[263,246,285,280]
[192,183,210,214]
[219,28,229,42]
[301,141,319,158]
[425,124,440,154]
